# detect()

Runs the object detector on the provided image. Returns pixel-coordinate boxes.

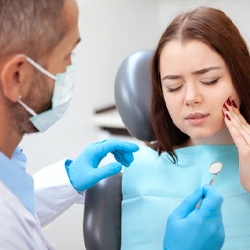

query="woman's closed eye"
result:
[164,77,219,92]
[166,85,183,92]
[200,77,220,85]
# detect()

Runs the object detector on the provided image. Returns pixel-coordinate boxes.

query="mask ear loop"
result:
[16,54,56,81]
[18,95,37,117]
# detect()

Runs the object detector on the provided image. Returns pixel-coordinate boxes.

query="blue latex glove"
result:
[163,185,224,250]
[65,138,139,192]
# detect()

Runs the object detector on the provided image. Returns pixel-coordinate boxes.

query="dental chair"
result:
[83,49,154,250]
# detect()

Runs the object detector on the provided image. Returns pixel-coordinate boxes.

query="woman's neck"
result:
[187,127,234,147]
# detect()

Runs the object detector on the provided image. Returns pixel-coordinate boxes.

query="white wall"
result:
[19,1,249,249]
[157,0,250,44]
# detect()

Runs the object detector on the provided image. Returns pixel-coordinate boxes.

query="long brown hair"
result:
[151,6,250,162]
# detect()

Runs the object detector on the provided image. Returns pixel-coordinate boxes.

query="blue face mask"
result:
[17,54,76,132]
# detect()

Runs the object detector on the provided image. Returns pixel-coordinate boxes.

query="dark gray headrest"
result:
[114,49,154,142]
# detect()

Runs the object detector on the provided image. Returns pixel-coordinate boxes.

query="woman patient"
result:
[122,6,250,250]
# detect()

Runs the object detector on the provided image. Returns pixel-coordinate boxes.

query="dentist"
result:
[0,0,138,248]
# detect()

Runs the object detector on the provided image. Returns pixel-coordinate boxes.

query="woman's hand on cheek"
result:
[223,98,250,192]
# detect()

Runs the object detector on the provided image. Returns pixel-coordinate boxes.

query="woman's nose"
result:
[184,83,202,106]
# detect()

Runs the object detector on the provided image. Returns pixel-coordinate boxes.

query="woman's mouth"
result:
[186,113,209,126]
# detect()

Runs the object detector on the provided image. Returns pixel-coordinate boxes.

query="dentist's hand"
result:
[65,138,139,192]
[163,185,224,250]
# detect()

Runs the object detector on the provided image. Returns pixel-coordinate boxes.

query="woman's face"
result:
[160,40,240,145]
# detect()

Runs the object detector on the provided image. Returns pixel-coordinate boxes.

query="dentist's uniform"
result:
[34,158,85,227]
[12,147,84,227]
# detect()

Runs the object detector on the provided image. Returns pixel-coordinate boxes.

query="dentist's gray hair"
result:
[0,0,69,59]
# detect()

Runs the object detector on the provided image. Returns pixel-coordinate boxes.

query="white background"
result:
[20,0,250,249]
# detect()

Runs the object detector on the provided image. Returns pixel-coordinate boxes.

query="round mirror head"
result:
[209,162,223,174]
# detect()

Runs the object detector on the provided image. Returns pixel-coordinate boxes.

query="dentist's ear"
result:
[0,55,34,102]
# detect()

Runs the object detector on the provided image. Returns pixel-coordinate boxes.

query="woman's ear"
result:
[0,55,34,102]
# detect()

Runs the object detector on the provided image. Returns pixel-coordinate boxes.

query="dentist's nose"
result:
[184,83,202,106]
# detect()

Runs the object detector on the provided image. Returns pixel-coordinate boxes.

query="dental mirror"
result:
[196,162,223,208]
[209,162,223,186]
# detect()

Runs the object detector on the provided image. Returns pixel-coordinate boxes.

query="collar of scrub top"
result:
[11,146,27,170]
[0,147,35,215]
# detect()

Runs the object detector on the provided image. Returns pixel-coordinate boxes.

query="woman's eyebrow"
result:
[161,66,223,81]
[161,74,181,81]
[191,66,223,75]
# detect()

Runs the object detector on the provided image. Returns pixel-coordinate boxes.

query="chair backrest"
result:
[83,50,154,250]
[114,49,154,142]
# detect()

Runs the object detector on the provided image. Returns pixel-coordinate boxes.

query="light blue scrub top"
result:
[0,147,34,214]
[122,145,250,250]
